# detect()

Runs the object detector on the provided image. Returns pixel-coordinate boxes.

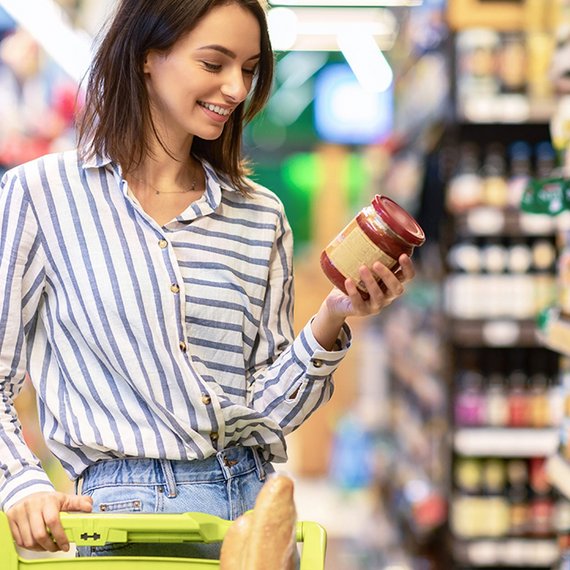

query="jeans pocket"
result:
[98,498,143,512]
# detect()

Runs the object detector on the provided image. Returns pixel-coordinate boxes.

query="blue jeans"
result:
[76,446,273,558]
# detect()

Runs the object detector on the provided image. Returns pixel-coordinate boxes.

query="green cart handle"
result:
[0,511,326,569]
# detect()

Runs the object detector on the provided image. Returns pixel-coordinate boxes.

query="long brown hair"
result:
[76,0,274,194]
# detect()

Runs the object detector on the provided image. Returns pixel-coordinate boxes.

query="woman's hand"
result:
[6,491,93,552]
[311,254,416,350]
[325,253,416,320]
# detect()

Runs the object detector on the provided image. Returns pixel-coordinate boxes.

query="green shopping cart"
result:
[0,511,327,569]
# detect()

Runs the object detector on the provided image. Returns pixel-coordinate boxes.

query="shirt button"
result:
[179,341,187,352]
[311,358,324,368]
[158,239,168,249]
[210,432,219,442]
[201,394,212,405]
[170,284,180,294]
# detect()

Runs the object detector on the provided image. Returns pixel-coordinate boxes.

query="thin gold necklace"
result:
[130,174,197,195]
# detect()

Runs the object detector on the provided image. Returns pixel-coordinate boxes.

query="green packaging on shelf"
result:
[521,176,570,215]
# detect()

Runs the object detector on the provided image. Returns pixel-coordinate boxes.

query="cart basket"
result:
[0,511,326,569]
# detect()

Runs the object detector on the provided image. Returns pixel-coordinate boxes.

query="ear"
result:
[143,51,154,74]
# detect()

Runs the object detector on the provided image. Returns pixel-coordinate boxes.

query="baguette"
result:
[219,512,253,570]
[244,474,297,570]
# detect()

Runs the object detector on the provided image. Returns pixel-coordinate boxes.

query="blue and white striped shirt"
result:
[0,150,351,511]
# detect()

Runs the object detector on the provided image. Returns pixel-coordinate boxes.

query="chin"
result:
[195,126,225,141]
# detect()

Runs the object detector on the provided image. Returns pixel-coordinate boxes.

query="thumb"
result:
[60,493,93,512]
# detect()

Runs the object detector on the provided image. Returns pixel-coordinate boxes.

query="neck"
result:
[132,159,193,188]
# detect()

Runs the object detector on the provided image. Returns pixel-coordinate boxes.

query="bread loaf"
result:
[244,474,297,570]
[219,512,252,570]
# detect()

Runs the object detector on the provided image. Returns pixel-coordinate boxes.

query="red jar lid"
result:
[372,195,425,247]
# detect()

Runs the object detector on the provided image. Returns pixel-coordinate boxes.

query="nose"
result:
[221,68,250,103]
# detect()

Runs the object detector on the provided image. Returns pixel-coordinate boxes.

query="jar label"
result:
[325,218,396,289]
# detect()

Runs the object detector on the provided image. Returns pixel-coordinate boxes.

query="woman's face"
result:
[143,2,261,145]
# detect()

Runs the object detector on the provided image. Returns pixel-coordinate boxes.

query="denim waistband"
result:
[78,446,267,498]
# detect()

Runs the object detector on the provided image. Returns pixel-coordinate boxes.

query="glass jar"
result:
[320,195,425,298]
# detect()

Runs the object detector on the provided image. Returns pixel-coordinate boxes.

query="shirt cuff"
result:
[0,467,55,512]
[293,318,352,378]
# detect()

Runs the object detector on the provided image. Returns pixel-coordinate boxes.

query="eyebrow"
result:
[196,44,261,61]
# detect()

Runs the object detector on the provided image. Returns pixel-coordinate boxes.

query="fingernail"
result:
[63,543,70,552]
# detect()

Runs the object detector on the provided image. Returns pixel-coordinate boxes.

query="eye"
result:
[202,61,222,72]
[243,67,257,76]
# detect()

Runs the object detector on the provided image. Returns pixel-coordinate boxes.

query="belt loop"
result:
[251,447,266,482]
[216,449,231,480]
[74,476,83,495]
[159,459,178,498]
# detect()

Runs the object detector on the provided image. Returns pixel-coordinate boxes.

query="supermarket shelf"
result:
[457,94,556,125]
[454,428,559,457]
[452,207,557,238]
[454,537,559,567]
[448,319,540,347]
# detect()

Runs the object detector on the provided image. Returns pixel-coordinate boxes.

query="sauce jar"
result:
[320,195,425,297]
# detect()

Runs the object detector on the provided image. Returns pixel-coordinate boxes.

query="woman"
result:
[0,0,415,558]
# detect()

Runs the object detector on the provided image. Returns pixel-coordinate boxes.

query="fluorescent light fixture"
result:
[270,1,422,6]
[0,0,92,83]
[267,7,398,51]
[337,31,393,92]
[267,8,298,51]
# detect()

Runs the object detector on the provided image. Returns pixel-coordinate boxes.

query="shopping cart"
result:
[0,511,327,569]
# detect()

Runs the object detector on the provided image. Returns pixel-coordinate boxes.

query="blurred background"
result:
[7,0,570,568]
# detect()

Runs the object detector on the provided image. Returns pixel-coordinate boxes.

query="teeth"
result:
[200,102,230,116]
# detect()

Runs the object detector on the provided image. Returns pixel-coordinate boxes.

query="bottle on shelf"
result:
[508,140,532,209]
[482,143,509,209]
[507,458,530,536]
[446,142,483,214]
[535,141,558,180]
[507,368,530,428]
[486,370,509,427]
[455,369,485,427]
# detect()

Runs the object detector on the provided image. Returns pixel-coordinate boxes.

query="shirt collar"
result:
[81,152,239,223]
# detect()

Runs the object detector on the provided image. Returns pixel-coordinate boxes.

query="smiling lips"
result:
[198,100,232,118]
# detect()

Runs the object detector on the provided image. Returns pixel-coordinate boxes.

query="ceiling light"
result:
[337,31,393,92]
[269,1,423,6]
[267,7,398,51]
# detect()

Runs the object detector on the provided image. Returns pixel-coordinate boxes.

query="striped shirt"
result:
[0,150,351,511]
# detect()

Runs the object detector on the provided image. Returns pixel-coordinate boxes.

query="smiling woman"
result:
[0,0,416,562]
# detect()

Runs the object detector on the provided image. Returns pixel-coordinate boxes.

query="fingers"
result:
[28,507,60,552]
[43,500,70,552]
[6,491,90,552]
[62,493,93,513]
[356,260,410,312]
[338,256,416,318]
[398,254,416,282]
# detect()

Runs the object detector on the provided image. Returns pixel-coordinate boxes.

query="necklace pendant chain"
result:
[132,171,197,196]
